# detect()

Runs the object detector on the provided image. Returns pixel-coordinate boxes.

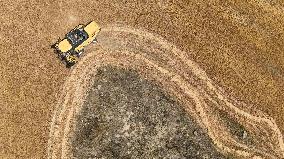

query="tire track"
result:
[48,25,284,159]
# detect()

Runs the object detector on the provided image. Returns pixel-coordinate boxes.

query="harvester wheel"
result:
[66,61,76,68]
[65,54,77,68]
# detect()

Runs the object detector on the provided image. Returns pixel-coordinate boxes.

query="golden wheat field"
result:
[0,0,284,158]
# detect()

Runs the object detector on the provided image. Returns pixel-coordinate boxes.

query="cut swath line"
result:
[48,25,284,159]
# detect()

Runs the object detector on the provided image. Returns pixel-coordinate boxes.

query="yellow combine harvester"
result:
[52,21,101,67]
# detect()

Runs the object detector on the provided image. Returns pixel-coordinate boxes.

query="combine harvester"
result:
[52,21,101,68]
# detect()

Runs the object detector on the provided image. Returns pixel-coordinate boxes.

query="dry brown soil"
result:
[0,0,284,158]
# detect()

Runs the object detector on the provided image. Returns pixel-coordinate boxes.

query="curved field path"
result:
[48,25,284,159]
[1,0,284,158]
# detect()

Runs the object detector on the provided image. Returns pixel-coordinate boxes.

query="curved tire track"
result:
[48,25,284,159]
